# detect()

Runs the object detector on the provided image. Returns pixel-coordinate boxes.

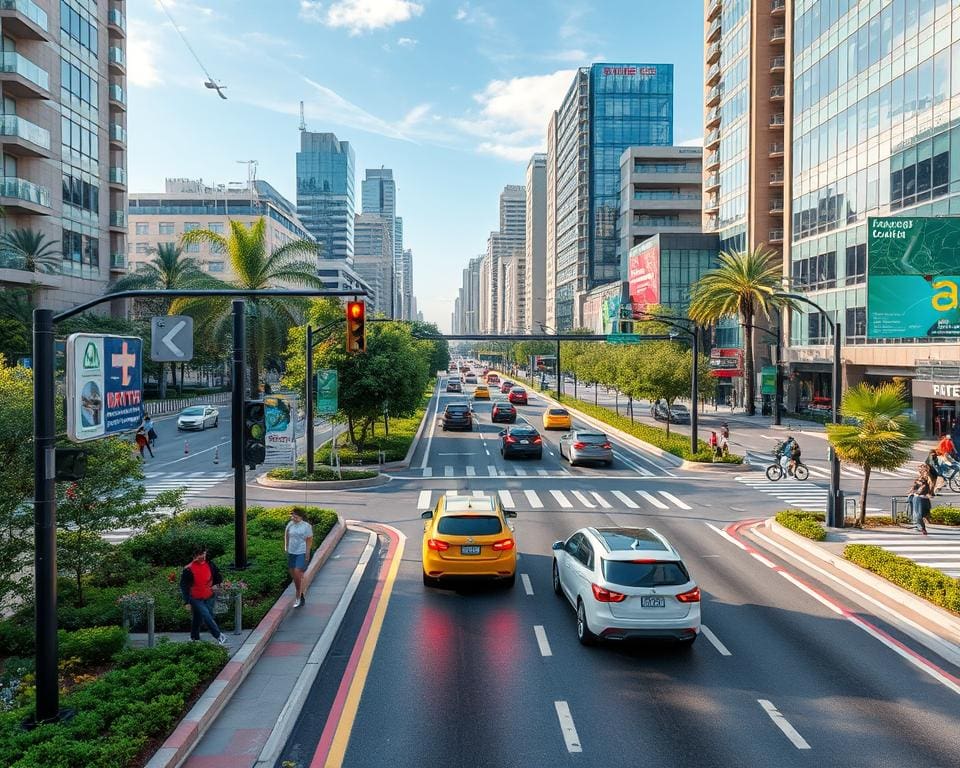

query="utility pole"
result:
[305,324,314,474]
[231,300,247,568]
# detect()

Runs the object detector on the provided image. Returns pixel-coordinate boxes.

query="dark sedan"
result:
[491,402,517,423]
[441,403,473,431]
[499,424,543,459]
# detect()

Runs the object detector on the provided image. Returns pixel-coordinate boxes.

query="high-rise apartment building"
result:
[394,215,404,316]
[487,184,525,333]
[545,63,673,329]
[361,168,400,316]
[0,0,128,313]
[454,255,482,334]
[296,130,355,263]
[524,153,547,331]
[353,212,394,317]
[401,247,414,320]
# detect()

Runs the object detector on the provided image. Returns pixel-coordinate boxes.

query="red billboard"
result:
[709,348,743,378]
[628,244,660,313]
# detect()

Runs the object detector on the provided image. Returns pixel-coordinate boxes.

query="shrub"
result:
[89,545,152,588]
[58,626,128,665]
[248,505,338,536]
[267,466,377,481]
[0,623,33,657]
[178,505,235,526]
[930,505,960,526]
[844,544,960,613]
[776,510,827,541]
[315,392,431,465]
[124,520,230,566]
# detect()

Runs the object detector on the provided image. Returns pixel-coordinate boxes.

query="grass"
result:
[776,510,827,540]
[844,544,960,614]
[266,466,378,482]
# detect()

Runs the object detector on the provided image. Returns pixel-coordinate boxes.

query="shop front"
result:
[912,380,960,437]
[710,348,742,407]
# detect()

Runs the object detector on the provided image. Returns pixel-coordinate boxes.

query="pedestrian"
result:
[135,427,153,459]
[937,432,959,472]
[285,509,314,608]
[719,431,730,458]
[720,421,730,440]
[924,449,944,493]
[709,430,720,460]
[144,414,158,447]
[908,465,934,535]
[179,546,230,645]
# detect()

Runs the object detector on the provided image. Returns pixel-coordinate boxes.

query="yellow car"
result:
[421,494,518,587]
[473,384,490,400]
[542,407,572,430]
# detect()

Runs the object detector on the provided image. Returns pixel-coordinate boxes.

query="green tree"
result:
[281,298,351,403]
[634,342,709,438]
[0,227,60,274]
[688,248,789,416]
[178,218,323,396]
[411,320,451,374]
[826,383,921,527]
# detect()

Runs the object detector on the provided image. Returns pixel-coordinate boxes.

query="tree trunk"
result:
[857,466,871,527]
[665,400,672,438]
[743,310,756,416]
[170,361,177,391]
[159,363,167,400]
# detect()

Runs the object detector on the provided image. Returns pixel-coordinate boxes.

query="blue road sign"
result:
[66,334,144,442]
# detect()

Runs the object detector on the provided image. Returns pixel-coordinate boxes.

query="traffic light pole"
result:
[232,300,248,568]
[305,324,314,475]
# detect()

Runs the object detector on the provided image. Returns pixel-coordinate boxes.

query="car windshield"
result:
[510,427,536,436]
[548,408,568,415]
[602,560,690,588]
[511,388,525,393]
[437,515,503,535]
[181,407,204,416]
[576,433,606,443]
[671,405,689,412]
[446,406,469,413]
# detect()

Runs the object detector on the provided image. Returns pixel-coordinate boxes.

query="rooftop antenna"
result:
[299,101,307,131]
[236,160,259,212]
[156,0,228,99]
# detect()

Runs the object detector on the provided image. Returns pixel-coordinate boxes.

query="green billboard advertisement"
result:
[867,216,960,338]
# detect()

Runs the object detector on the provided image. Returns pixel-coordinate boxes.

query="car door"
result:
[559,533,583,604]
[205,407,215,427]
[571,538,595,603]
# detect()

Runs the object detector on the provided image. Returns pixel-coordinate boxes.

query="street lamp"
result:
[742,315,784,426]
[774,291,843,527]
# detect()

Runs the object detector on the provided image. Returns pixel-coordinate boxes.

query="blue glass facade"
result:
[296,132,355,262]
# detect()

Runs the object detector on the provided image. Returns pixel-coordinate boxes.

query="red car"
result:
[508,387,528,405]
[500,381,515,393]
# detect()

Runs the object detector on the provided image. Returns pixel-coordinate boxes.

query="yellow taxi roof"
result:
[441,495,497,513]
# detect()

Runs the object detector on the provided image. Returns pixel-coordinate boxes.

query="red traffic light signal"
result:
[346,300,366,353]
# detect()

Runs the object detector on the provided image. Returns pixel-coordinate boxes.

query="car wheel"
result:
[552,561,562,595]
[576,599,596,646]
[200,421,205,431]
[422,572,438,588]
[502,573,516,589]
[214,418,218,428]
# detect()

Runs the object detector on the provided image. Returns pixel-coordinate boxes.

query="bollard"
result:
[147,598,155,648]
[184,440,189,454]
[233,593,242,635]
[213,445,219,464]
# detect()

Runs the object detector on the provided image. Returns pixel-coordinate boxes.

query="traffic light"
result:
[244,400,266,468]
[55,448,88,481]
[346,300,366,353]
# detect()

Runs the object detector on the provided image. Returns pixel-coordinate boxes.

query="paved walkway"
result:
[821,524,960,579]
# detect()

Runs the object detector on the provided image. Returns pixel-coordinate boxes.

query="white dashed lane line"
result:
[534,625,552,657]
[521,573,533,595]
[417,490,431,510]
[700,624,731,656]
[554,701,583,753]
[758,699,811,750]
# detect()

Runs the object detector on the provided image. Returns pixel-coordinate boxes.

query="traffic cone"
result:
[184,441,189,455]
[213,445,219,464]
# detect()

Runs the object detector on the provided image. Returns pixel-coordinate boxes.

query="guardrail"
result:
[144,391,232,416]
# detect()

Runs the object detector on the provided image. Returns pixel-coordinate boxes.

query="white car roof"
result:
[584,527,682,562]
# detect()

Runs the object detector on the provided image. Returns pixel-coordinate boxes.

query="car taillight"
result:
[427,539,449,551]
[601,442,612,449]
[591,584,627,603]
[492,538,514,551]
[533,436,542,444]
[676,586,701,603]
[573,442,586,449]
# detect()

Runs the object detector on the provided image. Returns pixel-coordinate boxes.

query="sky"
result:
[128,0,705,331]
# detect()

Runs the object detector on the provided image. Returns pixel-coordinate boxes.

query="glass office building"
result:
[296,131,355,262]
[546,63,673,329]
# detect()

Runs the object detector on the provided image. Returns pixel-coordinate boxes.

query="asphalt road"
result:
[271,376,960,768]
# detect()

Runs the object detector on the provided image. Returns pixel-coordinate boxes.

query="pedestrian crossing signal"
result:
[346,301,366,354]
[244,400,266,468]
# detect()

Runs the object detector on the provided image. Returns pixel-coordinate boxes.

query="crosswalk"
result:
[735,475,882,513]
[838,529,960,578]
[415,487,694,512]
[141,471,233,501]
[746,455,923,480]
[419,463,656,478]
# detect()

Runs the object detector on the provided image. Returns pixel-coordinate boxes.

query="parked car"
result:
[441,403,473,431]
[446,379,462,393]
[499,424,543,460]
[177,405,219,431]
[652,402,691,424]
[552,527,700,646]
[491,402,517,423]
[559,431,613,467]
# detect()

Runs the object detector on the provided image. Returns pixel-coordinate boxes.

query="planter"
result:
[257,473,391,490]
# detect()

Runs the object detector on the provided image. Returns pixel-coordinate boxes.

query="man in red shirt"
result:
[179,547,229,645]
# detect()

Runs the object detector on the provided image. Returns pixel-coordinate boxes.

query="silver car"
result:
[558,430,613,467]
[176,405,219,431]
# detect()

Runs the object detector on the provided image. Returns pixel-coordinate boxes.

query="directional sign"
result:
[315,369,338,415]
[607,333,643,344]
[66,334,144,442]
[150,315,194,362]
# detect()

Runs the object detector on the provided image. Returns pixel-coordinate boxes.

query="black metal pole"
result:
[305,325,314,475]
[691,328,699,455]
[830,319,843,527]
[556,334,561,400]
[232,300,247,568]
[774,322,783,426]
[33,308,59,723]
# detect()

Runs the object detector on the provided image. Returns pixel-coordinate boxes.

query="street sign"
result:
[316,369,338,415]
[761,365,777,395]
[264,394,296,465]
[150,315,194,362]
[66,334,144,442]
[607,333,642,344]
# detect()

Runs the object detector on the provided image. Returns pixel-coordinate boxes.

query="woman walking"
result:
[135,427,153,459]
[908,464,934,535]
[285,509,314,608]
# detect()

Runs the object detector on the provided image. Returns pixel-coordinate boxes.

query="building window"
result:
[135,242,150,254]
[208,222,224,233]
[185,242,200,253]
[60,1,98,56]
[791,251,835,290]
[807,313,828,345]
[183,222,200,231]
[207,261,225,272]
[845,244,866,285]
[158,222,175,235]
[135,222,149,235]
[845,307,866,342]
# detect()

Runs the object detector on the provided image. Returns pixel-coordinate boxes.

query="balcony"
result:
[706,41,721,63]
[770,85,785,101]
[770,25,785,43]
[707,0,721,21]
[0,175,51,213]
[769,113,785,128]
[705,107,720,128]
[110,252,126,271]
[706,17,722,42]
[705,152,720,170]
[705,129,720,147]
[706,85,721,106]
[769,199,784,213]
[768,229,784,243]
[769,170,785,185]
[0,51,49,97]
[704,194,719,212]
[632,191,702,212]
[0,114,50,156]
[110,210,126,229]
[0,251,61,287]
[108,6,126,37]
[108,46,125,73]
[0,0,50,40]
[771,0,786,13]
[705,174,721,191]
[706,63,721,85]
[109,82,126,110]
[109,166,127,187]
[770,55,785,72]
[769,142,784,157]
[109,122,127,146]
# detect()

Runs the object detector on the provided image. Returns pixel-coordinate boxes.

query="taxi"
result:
[421,494,517,587]
[542,407,572,430]
[473,384,491,400]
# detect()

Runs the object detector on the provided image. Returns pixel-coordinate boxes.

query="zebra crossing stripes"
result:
[612,491,639,509]
[838,530,960,578]
[524,489,544,508]
[141,471,232,501]
[417,464,672,479]
[551,490,573,509]
[414,488,694,513]
[735,475,882,513]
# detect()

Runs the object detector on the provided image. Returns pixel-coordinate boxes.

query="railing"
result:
[109,167,127,185]
[633,218,701,228]
[708,18,721,38]
[769,142,784,154]
[634,162,702,174]
[771,0,785,11]
[633,191,702,201]
[144,391,232,416]
[110,123,127,143]
[109,82,125,104]
[110,252,125,269]
[110,210,126,227]
[0,175,51,207]
[769,229,784,240]
[770,170,785,182]
[706,107,719,123]
[705,129,720,144]
[705,195,719,209]
[770,55,785,69]
[0,113,50,149]
[706,152,720,167]
[108,46,125,67]
[770,114,785,126]
[108,6,125,31]
[707,41,720,61]
[770,199,784,211]
[0,51,48,90]
[770,26,785,41]
[707,63,720,81]
[707,85,722,103]
[706,174,721,187]
[770,85,785,98]
[0,0,48,30]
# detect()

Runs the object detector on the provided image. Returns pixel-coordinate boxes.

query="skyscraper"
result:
[353,213,394,317]
[361,168,400,317]
[525,153,547,331]
[546,64,673,329]
[394,216,404,318]
[485,185,526,334]
[401,247,414,320]
[296,131,355,262]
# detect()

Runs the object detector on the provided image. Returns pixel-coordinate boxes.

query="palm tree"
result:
[826,383,921,527]
[688,247,788,415]
[177,218,323,396]
[0,228,61,274]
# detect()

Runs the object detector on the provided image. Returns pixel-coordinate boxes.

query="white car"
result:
[176,405,219,431]
[552,526,700,646]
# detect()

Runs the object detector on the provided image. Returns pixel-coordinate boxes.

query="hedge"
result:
[776,510,827,541]
[552,394,743,463]
[267,466,377,482]
[844,544,960,613]
[930,505,960,526]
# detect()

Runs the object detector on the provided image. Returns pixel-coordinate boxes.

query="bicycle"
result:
[765,458,809,481]
[936,462,960,493]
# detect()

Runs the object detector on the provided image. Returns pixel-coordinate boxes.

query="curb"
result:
[395,379,438,469]
[768,519,960,635]
[257,473,390,490]
[681,461,744,472]
[145,517,348,768]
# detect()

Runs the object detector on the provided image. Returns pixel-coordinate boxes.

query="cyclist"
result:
[937,433,959,472]
[787,439,802,477]
[775,436,795,472]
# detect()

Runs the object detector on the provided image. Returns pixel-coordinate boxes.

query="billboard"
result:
[315,370,338,416]
[867,216,960,338]
[628,242,660,314]
[66,334,144,442]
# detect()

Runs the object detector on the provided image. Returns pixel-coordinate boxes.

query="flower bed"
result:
[266,466,378,482]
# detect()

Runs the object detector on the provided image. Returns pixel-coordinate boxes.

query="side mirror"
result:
[499,429,506,436]
[420,510,433,519]
[504,509,517,519]
[551,541,564,551]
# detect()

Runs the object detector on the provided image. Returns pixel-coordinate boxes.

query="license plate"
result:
[461,545,481,555]
[520,439,529,444]
[641,596,666,608]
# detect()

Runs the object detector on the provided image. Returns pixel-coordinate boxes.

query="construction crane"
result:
[156,0,228,99]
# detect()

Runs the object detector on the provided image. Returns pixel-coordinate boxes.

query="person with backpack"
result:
[143,414,158,448]
[788,439,802,476]
[179,546,230,645]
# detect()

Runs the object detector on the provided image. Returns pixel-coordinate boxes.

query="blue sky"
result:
[128,1,705,330]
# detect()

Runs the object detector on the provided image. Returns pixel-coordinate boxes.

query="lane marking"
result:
[472,490,484,497]
[612,450,654,476]
[419,386,440,469]
[551,490,573,508]
[637,490,668,510]
[591,491,612,509]
[659,490,691,510]
[758,699,811,750]
[534,625,553,657]
[612,490,639,508]
[422,467,433,478]
[443,466,454,477]
[498,490,515,508]
[466,466,476,476]
[537,469,549,476]
[705,522,749,550]
[554,701,583,753]
[525,489,544,508]
[572,490,595,508]
[416,490,431,510]
[700,624,731,656]
[514,467,527,476]
[487,465,497,476]
[521,573,534,595]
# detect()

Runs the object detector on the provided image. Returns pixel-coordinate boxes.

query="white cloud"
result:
[476,141,542,162]
[679,136,704,147]
[301,0,424,34]
[454,3,495,27]
[127,19,163,87]
[397,36,418,47]
[545,48,588,63]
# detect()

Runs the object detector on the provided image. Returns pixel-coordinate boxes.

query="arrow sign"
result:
[150,316,194,362]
